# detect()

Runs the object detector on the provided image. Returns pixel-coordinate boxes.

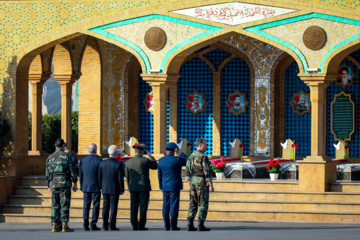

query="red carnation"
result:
[146,102,151,108]
[294,95,300,102]
[215,164,220,168]
[219,163,224,168]
[293,103,298,107]
[189,95,194,102]
[229,102,235,107]
[148,95,153,101]
[220,157,225,161]
[273,163,278,167]
[276,159,281,163]
[266,166,270,170]
[230,95,235,101]
[270,158,274,163]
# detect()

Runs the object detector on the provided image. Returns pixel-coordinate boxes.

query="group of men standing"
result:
[45,137,214,232]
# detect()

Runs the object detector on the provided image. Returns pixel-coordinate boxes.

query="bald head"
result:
[88,143,97,154]
[108,145,117,157]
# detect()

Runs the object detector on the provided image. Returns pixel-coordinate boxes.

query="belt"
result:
[191,174,205,177]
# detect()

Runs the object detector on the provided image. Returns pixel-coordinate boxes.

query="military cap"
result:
[55,138,65,147]
[165,142,178,150]
[133,143,146,150]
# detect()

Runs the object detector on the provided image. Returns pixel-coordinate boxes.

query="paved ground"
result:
[0,221,359,240]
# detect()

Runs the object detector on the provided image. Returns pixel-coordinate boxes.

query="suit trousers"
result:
[130,191,150,229]
[83,192,101,228]
[102,194,119,229]
[162,191,180,229]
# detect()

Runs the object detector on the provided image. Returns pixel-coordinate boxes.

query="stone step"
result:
[13,186,360,202]
[2,208,360,224]
[6,196,360,212]
[330,182,360,193]
[20,176,299,192]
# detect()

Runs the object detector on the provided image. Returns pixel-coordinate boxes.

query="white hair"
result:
[108,145,117,156]
[88,143,97,153]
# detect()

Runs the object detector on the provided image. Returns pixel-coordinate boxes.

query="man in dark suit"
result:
[158,142,187,231]
[98,145,125,231]
[125,143,157,231]
[79,143,102,231]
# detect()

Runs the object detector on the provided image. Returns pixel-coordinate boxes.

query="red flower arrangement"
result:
[116,155,125,163]
[210,157,227,173]
[266,158,281,173]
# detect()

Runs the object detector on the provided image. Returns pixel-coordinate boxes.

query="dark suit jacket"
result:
[98,157,125,195]
[125,155,157,192]
[79,154,102,192]
[158,153,187,192]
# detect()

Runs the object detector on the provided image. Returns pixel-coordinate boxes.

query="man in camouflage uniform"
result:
[46,138,78,232]
[185,138,214,232]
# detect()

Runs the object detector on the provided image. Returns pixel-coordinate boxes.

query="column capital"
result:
[54,74,80,85]
[298,73,338,86]
[28,73,50,84]
[141,74,181,85]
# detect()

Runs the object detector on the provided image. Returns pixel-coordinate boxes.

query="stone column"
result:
[212,72,221,157]
[298,73,337,192]
[28,74,49,155]
[55,75,79,150]
[142,74,179,155]
[168,77,180,143]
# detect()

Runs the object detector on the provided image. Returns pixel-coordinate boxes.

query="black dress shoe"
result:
[164,227,170,231]
[110,228,120,231]
[138,227,148,231]
[171,227,181,231]
[103,227,109,231]
[84,227,90,231]
[91,226,101,231]
[132,228,138,231]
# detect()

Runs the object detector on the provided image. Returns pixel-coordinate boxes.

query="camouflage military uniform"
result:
[46,149,78,228]
[185,150,213,221]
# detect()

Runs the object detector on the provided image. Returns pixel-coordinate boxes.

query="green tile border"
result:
[90,14,222,74]
[245,13,360,73]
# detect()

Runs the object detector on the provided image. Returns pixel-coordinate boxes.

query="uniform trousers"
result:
[162,190,180,229]
[51,187,71,228]
[130,191,150,229]
[102,194,119,229]
[187,185,209,221]
[83,192,101,228]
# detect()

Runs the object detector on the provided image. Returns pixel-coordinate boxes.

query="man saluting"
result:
[158,142,187,231]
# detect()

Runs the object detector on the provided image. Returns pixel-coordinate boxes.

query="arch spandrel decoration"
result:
[89,14,222,74]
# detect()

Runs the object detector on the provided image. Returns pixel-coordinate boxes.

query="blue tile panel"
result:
[220,57,251,156]
[138,73,154,153]
[178,57,213,155]
[284,62,311,157]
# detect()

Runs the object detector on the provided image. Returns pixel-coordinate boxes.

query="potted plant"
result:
[210,157,227,180]
[266,158,281,181]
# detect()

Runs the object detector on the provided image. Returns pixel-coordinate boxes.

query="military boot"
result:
[187,219,197,231]
[197,220,210,231]
[52,223,61,232]
[62,222,74,232]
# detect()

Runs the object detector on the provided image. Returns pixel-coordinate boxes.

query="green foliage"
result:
[0,112,12,157]
[0,112,13,175]
[28,112,78,154]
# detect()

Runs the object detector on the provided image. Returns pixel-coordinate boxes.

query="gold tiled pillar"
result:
[28,74,49,155]
[141,74,179,154]
[55,75,79,150]
[212,72,221,157]
[298,73,337,192]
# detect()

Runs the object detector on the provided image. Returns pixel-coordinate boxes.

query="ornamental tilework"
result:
[104,19,207,70]
[263,18,360,69]
[98,39,132,153]
[326,57,360,158]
